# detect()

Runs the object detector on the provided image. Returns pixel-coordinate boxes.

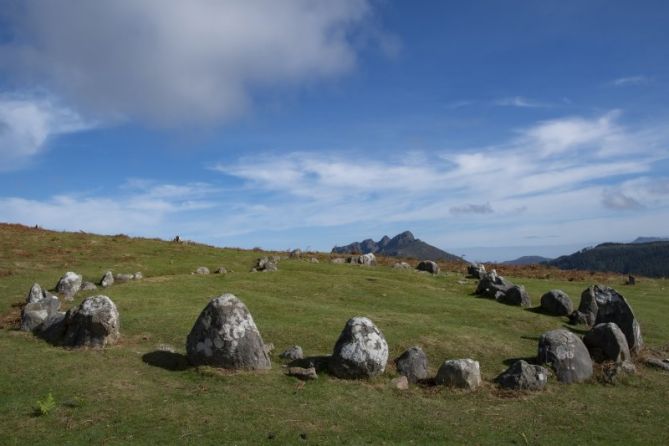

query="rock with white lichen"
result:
[56,271,82,300]
[185,294,271,369]
[329,317,388,379]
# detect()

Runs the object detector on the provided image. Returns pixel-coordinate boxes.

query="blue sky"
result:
[1,1,668,261]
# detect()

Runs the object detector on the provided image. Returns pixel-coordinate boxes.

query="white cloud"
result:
[609,75,650,87]
[0,0,375,126]
[450,203,494,215]
[0,95,91,170]
[494,96,547,108]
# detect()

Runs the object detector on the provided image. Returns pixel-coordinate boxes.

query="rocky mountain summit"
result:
[331,231,462,261]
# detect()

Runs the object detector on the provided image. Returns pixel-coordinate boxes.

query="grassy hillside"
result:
[1,223,668,445]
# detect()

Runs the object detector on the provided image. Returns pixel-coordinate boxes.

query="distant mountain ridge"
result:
[502,255,552,265]
[548,240,669,278]
[631,236,669,244]
[332,231,462,262]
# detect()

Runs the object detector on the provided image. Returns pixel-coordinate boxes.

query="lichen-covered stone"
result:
[538,329,592,384]
[21,289,60,332]
[56,271,82,300]
[26,283,46,304]
[435,359,481,390]
[279,345,304,361]
[347,253,376,266]
[416,260,440,275]
[186,294,271,370]
[496,360,548,391]
[540,290,573,316]
[330,317,388,379]
[394,346,428,383]
[100,271,114,288]
[61,295,120,348]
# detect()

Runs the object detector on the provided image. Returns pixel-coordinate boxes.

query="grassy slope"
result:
[1,224,668,445]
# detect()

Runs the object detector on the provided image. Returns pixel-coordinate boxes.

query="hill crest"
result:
[332,231,462,262]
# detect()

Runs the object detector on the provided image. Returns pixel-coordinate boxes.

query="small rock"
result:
[644,357,669,371]
[416,260,440,275]
[289,249,302,259]
[496,360,548,391]
[264,343,275,355]
[195,266,210,275]
[392,262,412,270]
[56,271,83,300]
[279,345,304,361]
[80,281,98,291]
[347,253,376,266]
[540,290,573,316]
[391,376,409,390]
[254,257,278,272]
[133,272,143,280]
[435,359,482,390]
[331,258,346,264]
[114,273,134,283]
[214,267,227,274]
[394,346,428,383]
[100,271,114,288]
[286,367,318,380]
[308,257,319,263]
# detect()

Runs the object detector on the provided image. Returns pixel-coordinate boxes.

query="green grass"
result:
[1,224,669,445]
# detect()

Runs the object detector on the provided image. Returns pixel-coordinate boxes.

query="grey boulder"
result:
[467,263,486,279]
[394,346,429,383]
[416,260,440,275]
[80,281,97,291]
[592,286,643,354]
[195,266,210,275]
[348,253,376,266]
[254,257,278,272]
[497,285,531,307]
[21,288,60,331]
[475,270,512,299]
[289,249,302,258]
[331,258,346,264]
[496,360,548,391]
[100,271,114,288]
[583,322,632,365]
[570,285,600,326]
[330,317,388,379]
[60,295,121,348]
[279,345,304,361]
[56,271,82,300]
[435,359,482,390]
[214,267,227,274]
[186,294,271,370]
[538,329,593,384]
[26,283,47,303]
[133,272,143,280]
[392,262,412,270]
[114,273,134,283]
[540,290,573,316]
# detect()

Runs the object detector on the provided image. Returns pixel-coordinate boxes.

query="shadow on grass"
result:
[287,355,331,373]
[502,356,538,366]
[520,335,541,342]
[142,350,191,371]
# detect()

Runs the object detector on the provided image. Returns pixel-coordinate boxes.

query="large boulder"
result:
[467,263,486,279]
[570,286,599,326]
[21,287,60,332]
[416,260,440,275]
[329,317,388,379]
[60,295,121,348]
[538,329,593,384]
[100,271,114,288]
[56,272,82,300]
[186,294,271,369]
[394,346,429,383]
[592,287,643,354]
[496,360,548,391]
[475,270,512,299]
[435,359,482,390]
[497,285,531,307]
[583,323,632,365]
[540,290,573,316]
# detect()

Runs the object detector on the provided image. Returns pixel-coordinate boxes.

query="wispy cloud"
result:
[450,203,494,215]
[0,94,93,171]
[494,96,549,108]
[609,75,650,87]
[602,191,643,210]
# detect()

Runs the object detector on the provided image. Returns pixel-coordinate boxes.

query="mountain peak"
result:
[331,231,460,261]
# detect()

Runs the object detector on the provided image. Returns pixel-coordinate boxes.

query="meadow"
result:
[1,224,668,445]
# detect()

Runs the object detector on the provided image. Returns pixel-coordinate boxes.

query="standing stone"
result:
[592,287,643,354]
[21,291,60,331]
[435,359,482,390]
[56,272,82,300]
[26,283,47,303]
[394,346,429,383]
[540,290,573,316]
[186,294,271,369]
[329,317,388,379]
[61,295,120,348]
[570,286,599,326]
[195,266,210,275]
[497,285,531,307]
[279,345,304,361]
[100,271,114,288]
[416,260,440,275]
[496,360,548,391]
[583,322,632,365]
[538,329,593,384]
